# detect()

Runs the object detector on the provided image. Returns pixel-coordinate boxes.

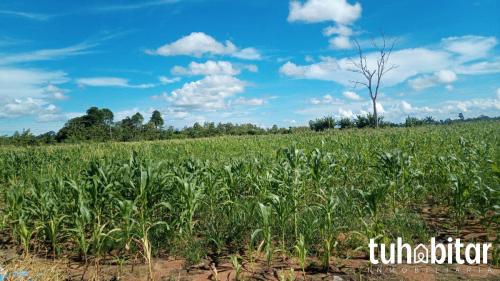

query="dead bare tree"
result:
[348,35,397,128]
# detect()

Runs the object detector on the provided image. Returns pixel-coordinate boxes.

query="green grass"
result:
[0,122,498,278]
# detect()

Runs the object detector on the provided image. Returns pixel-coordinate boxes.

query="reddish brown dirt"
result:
[1,253,498,280]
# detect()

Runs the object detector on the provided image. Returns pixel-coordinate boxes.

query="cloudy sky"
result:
[0,0,499,134]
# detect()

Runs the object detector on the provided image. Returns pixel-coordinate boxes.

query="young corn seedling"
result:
[316,188,338,272]
[277,268,296,281]
[15,217,34,257]
[175,174,204,237]
[294,234,307,280]
[72,219,90,263]
[89,223,120,281]
[230,255,243,280]
[252,203,273,268]
[42,214,67,258]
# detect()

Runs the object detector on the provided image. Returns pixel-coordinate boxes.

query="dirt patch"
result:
[1,253,498,281]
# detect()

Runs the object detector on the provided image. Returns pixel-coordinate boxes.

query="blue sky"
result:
[0,0,499,134]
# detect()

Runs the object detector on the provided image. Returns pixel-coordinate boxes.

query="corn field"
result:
[0,122,499,279]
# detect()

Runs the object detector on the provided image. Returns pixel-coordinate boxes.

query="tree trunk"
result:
[372,98,379,128]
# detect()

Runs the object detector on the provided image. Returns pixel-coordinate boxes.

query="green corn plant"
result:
[309,148,325,182]
[268,192,292,257]
[294,234,307,280]
[42,214,67,258]
[246,233,256,273]
[279,145,307,240]
[69,179,92,262]
[15,217,35,257]
[126,161,172,281]
[89,223,120,281]
[492,237,499,266]
[357,182,387,220]
[230,255,243,280]
[376,150,413,212]
[133,210,170,281]
[201,170,230,265]
[72,218,90,263]
[279,145,304,170]
[175,174,204,237]
[252,203,273,267]
[316,187,338,272]
[449,174,469,233]
[443,139,479,234]
[115,199,137,255]
[4,179,26,238]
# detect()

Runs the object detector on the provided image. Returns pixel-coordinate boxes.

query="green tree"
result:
[131,113,144,129]
[338,117,354,129]
[101,108,114,126]
[424,116,436,124]
[85,107,102,125]
[56,107,115,142]
[355,113,383,128]
[149,110,164,129]
[309,116,335,131]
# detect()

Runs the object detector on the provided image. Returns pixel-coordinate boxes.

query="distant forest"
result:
[1,106,499,146]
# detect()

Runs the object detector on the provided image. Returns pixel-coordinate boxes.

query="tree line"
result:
[308,112,499,131]
[1,106,498,146]
[0,107,294,146]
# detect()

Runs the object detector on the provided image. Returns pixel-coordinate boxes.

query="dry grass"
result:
[1,256,66,281]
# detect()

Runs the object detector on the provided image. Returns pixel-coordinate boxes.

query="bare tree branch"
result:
[346,34,398,128]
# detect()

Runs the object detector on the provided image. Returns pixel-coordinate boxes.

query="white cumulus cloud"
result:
[233,97,266,106]
[0,97,66,122]
[0,67,71,121]
[0,67,68,98]
[436,70,457,83]
[329,36,351,49]
[454,59,500,75]
[309,94,342,105]
[280,57,349,82]
[400,101,413,113]
[323,24,353,37]
[280,35,499,89]
[172,60,241,76]
[233,48,261,60]
[161,75,246,110]
[43,84,68,100]
[442,35,498,61]
[342,91,362,100]
[323,24,356,49]
[158,76,180,84]
[147,32,261,60]
[408,70,457,91]
[288,0,362,25]
[289,0,361,50]
[281,48,455,87]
